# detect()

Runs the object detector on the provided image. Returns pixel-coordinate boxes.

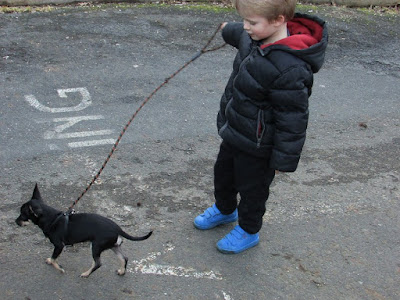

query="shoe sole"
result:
[193,217,238,230]
[217,239,259,254]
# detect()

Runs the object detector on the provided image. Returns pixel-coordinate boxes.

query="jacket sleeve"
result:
[222,22,244,49]
[268,65,313,172]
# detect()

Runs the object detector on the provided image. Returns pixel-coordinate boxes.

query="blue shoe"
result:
[217,225,259,254]
[194,204,238,230]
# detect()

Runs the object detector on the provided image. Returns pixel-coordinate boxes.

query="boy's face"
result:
[242,14,281,42]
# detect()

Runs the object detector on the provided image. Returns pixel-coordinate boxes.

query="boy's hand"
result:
[221,22,228,30]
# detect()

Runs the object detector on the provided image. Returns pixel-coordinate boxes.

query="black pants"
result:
[214,142,275,234]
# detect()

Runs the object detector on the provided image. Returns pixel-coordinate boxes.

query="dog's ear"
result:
[32,183,42,201]
[29,200,43,218]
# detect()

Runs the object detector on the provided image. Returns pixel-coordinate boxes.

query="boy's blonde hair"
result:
[233,0,297,22]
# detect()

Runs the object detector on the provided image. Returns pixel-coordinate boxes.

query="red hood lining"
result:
[260,18,323,51]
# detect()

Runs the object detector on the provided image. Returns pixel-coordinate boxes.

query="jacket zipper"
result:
[222,45,260,140]
[234,45,258,85]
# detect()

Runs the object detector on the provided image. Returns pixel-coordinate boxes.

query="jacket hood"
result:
[260,13,328,73]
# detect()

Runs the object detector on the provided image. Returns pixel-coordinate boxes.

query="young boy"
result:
[194,0,328,254]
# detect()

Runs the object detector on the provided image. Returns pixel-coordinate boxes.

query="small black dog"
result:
[16,184,152,278]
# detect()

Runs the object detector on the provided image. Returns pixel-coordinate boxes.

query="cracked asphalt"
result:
[1,3,399,300]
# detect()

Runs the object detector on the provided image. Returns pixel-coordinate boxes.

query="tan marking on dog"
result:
[29,205,39,218]
[46,257,65,273]
[80,261,96,278]
[112,243,127,276]
[117,269,125,275]
[117,259,126,276]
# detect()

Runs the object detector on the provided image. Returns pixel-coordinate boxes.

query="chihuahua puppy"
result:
[16,184,152,277]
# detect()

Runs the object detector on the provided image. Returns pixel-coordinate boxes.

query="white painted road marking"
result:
[222,291,233,300]
[26,87,116,149]
[47,130,114,139]
[128,244,223,280]
[43,115,113,140]
[68,139,116,148]
[25,87,92,113]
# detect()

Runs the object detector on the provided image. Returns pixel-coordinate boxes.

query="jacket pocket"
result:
[256,109,265,148]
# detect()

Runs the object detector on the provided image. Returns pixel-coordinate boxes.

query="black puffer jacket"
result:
[217,13,328,172]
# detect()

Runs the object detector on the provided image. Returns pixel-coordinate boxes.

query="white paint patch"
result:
[134,263,222,280]
[48,144,61,150]
[25,87,91,113]
[46,129,114,139]
[123,205,134,212]
[43,115,110,139]
[223,291,233,300]
[27,87,116,150]
[128,244,223,280]
[68,139,115,148]
[43,115,115,149]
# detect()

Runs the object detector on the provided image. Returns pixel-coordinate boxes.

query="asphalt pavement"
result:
[1,3,399,300]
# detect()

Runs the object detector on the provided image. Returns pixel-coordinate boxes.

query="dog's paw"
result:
[80,272,90,278]
[46,258,65,273]
[116,269,126,276]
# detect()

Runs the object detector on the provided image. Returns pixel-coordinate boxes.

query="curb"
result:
[305,0,399,7]
[1,0,400,8]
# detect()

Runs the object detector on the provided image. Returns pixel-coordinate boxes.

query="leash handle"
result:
[67,23,226,212]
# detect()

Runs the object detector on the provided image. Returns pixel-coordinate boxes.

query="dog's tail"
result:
[120,230,153,241]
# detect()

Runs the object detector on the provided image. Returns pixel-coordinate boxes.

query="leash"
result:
[66,23,226,214]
